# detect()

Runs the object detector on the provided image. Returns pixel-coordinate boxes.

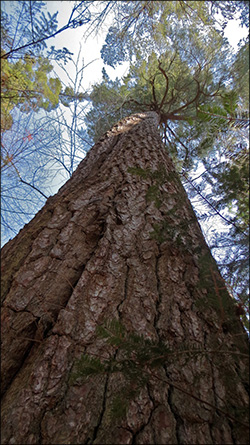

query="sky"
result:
[45,1,130,90]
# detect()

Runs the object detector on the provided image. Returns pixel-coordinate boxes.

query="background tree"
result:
[1,0,122,245]
[1,44,94,245]
[0,1,96,243]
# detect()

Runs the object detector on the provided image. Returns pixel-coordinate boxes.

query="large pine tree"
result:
[1,111,249,444]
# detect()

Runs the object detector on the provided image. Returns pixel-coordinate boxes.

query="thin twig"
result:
[29,0,35,42]
[182,172,245,233]
[1,2,90,59]
[9,157,48,199]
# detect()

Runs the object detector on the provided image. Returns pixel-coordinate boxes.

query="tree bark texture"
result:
[1,112,249,444]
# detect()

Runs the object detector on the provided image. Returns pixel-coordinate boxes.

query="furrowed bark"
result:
[1,112,249,444]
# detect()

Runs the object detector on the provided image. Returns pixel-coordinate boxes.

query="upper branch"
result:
[158,62,169,110]
[149,76,158,109]
[169,78,201,115]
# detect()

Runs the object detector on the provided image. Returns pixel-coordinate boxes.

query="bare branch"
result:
[1,1,91,59]
[8,156,48,199]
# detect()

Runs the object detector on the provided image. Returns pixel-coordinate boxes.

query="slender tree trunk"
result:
[1,112,249,444]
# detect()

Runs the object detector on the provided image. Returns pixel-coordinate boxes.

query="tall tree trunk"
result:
[1,112,249,444]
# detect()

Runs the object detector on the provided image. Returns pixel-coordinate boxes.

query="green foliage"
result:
[85,71,139,142]
[0,0,93,133]
[86,17,238,165]
[195,137,249,302]
[127,165,201,249]
[127,166,179,188]
[70,319,170,420]
[1,53,62,131]
[96,319,126,344]
[231,40,249,110]
[146,185,162,209]
[90,0,248,174]
[150,222,166,245]
[60,86,87,108]
[149,214,197,249]
[217,159,248,228]
[127,166,151,179]
[221,91,238,115]
[128,165,179,210]
[101,1,230,68]
[70,354,106,382]
[127,165,177,185]
[109,387,139,421]
[70,318,249,423]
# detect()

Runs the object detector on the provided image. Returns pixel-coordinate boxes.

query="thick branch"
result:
[169,78,201,115]
[158,63,169,110]
[150,77,158,109]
